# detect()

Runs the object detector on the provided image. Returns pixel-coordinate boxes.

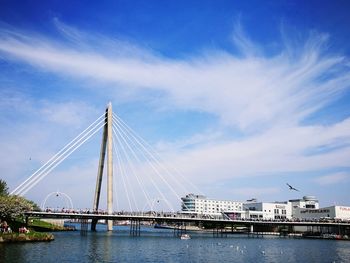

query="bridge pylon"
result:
[91,102,114,231]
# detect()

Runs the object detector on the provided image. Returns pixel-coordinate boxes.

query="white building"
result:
[294,206,350,221]
[289,196,319,218]
[181,194,243,215]
[243,201,291,220]
[181,194,350,221]
[238,196,320,220]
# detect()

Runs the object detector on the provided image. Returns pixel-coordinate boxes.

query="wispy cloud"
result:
[40,101,99,127]
[166,118,350,184]
[0,20,349,131]
[0,20,350,206]
[0,93,100,190]
[314,172,349,185]
[232,187,280,197]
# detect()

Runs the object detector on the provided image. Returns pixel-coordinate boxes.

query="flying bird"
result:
[286,183,299,191]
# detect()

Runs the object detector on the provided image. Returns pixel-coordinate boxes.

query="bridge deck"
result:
[24,211,350,228]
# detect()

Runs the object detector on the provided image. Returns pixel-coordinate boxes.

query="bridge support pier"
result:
[174,222,186,237]
[92,103,114,231]
[248,224,264,238]
[91,219,98,231]
[212,225,228,238]
[80,219,88,235]
[106,103,113,231]
[130,220,141,236]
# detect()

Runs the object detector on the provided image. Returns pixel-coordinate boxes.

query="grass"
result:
[29,219,65,231]
[0,231,54,242]
[0,218,56,242]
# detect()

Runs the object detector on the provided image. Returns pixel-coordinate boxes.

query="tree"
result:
[0,179,9,196]
[0,179,40,221]
[0,195,36,221]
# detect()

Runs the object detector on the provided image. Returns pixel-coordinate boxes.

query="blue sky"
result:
[0,1,350,210]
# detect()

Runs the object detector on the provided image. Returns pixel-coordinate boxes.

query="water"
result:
[1,225,350,263]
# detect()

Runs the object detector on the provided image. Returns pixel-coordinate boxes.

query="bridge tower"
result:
[91,102,114,231]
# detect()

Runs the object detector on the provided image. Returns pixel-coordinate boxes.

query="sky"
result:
[0,0,350,210]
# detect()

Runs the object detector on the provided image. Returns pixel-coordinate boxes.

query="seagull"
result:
[287,183,299,191]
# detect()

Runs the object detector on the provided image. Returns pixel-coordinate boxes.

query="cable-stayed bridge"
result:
[11,103,350,237]
[11,103,201,230]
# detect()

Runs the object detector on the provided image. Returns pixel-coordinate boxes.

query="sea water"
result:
[1,225,349,263]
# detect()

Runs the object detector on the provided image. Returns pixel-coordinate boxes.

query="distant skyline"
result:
[0,1,349,210]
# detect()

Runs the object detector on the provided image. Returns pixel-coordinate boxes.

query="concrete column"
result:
[250,224,254,233]
[91,109,108,231]
[107,102,113,231]
[93,110,108,211]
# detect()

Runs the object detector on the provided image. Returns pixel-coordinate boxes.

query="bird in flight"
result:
[286,183,299,191]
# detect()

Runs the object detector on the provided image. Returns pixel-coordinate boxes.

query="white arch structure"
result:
[41,191,74,210]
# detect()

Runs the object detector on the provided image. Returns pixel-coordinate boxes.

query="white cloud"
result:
[314,172,349,185]
[154,130,223,153]
[166,119,350,183]
[231,187,280,197]
[0,22,349,132]
[1,21,350,207]
[0,93,101,191]
[40,101,99,127]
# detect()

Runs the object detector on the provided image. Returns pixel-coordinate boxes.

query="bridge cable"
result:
[14,118,106,196]
[13,119,106,196]
[112,115,195,210]
[114,135,140,211]
[113,115,191,211]
[113,120,176,212]
[113,136,134,212]
[113,114,203,196]
[112,127,153,211]
[12,115,105,195]
[18,122,106,196]
[11,113,106,195]
[112,125,153,211]
[113,122,171,211]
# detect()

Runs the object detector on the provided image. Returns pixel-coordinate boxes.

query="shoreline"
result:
[0,232,54,243]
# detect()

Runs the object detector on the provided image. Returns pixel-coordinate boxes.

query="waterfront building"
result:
[181,193,243,215]
[232,196,320,220]
[181,193,349,221]
[243,201,292,220]
[294,205,350,221]
[289,196,319,217]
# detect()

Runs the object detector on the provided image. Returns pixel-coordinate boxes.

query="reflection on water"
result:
[1,225,350,263]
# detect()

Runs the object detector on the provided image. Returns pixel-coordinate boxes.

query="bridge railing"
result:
[36,209,350,224]
[39,209,228,220]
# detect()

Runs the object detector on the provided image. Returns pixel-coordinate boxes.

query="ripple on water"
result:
[1,228,350,263]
